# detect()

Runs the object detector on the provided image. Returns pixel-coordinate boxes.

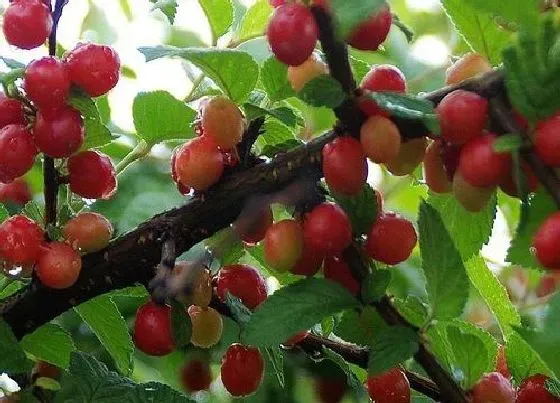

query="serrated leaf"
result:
[260,57,295,103]
[23,200,44,224]
[329,0,385,39]
[393,296,429,328]
[199,0,233,43]
[333,184,378,236]
[236,0,273,44]
[335,307,384,346]
[225,292,252,325]
[361,268,391,304]
[493,134,523,153]
[323,348,369,400]
[170,300,191,348]
[506,331,555,382]
[265,346,285,388]
[255,119,297,154]
[0,318,29,373]
[466,0,539,28]
[368,326,419,376]
[298,75,346,108]
[419,201,469,320]
[0,68,24,86]
[0,204,9,223]
[546,378,560,398]
[349,56,370,83]
[260,138,301,158]
[125,381,194,402]
[139,46,259,103]
[244,104,299,128]
[150,0,177,24]
[69,91,113,149]
[243,278,359,347]
[75,295,134,375]
[21,324,75,370]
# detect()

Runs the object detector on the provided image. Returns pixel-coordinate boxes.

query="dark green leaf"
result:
[333,183,378,236]
[493,134,523,153]
[546,379,560,398]
[69,91,113,149]
[260,57,295,102]
[236,0,273,43]
[170,300,192,348]
[265,347,285,388]
[335,307,384,346]
[323,348,370,400]
[329,0,385,39]
[298,75,346,108]
[368,326,419,375]
[150,0,177,24]
[392,13,414,43]
[21,324,75,370]
[0,318,30,373]
[23,200,44,224]
[244,104,300,128]
[124,381,194,402]
[0,204,9,223]
[260,138,302,157]
[225,292,252,326]
[361,268,391,304]
[199,0,233,43]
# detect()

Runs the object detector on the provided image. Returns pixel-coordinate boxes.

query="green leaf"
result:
[69,91,113,149]
[361,268,391,304]
[225,292,253,326]
[393,296,429,328]
[493,134,523,153]
[255,119,298,155]
[124,381,194,402]
[298,75,346,108]
[465,0,539,28]
[260,57,296,103]
[150,0,177,24]
[0,56,25,69]
[265,346,285,388]
[418,201,469,320]
[35,377,61,391]
[546,378,560,398]
[349,56,370,83]
[260,138,302,158]
[236,0,273,44]
[199,0,233,43]
[139,47,259,103]
[368,326,419,376]
[121,66,137,79]
[428,192,496,260]
[133,91,196,146]
[506,331,555,382]
[23,200,44,225]
[323,348,369,401]
[0,318,29,373]
[75,295,134,375]
[170,300,192,348]
[21,324,75,370]
[243,278,359,347]
[333,183,379,236]
[335,307,384,346]
[243,104,299,128]
[0,204,9,223]
[329,0,385,39]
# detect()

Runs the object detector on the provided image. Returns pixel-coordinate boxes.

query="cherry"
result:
[323,255,360,295]
[499,163,539,198]
[65,43,120,97]
[0,94,26,128]
[216,264,267,310]
[323,136,368,195]
[459,133,512,187]
[133,301,175,356]
[239,207,273,244]
[174,263,213,307]
[440,140,461,181]
[437,89,488,145]
[32,361,60,381]
[264,219,304,272]
[470,372,515,403]
[291,239,324,276]
[24,56,71,114]
[303,203,352,256]
[535,111,560,167]
[221,344,264,397]
[200,96,245,149]
[496,345,511,379]
[445,52,492,85]
[36,241,82,289]
[68,151,117,199]
[359,64,407,117]
[386,137,428,176]
[365,212,417,265]
[517,374,560,403]
[347,5,392,51]
[536,273,560,298]
[366,368,410,403]
[424,139,452,193]
[180,359,212,393]
[0,215,44,266]
[315,377,347,403]
[188,305,223,349]
[33,106,84,158]
[267,3,319,66]
[171,148,191,195]
[0,125,38,184]
[269,0,285,6]
[283,331,309,346]
[360,115,401,163]
[533,212,560,270]
[287,54,328,92]
[452,171,494,213]
[62,212,113,253]
[0,178,32,206]
[173,137,224,192]
[2,0,52,50]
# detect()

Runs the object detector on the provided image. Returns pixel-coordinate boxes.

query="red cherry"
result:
[0,215,44,266]
[221,344,264,397]
[0,94,26,128]
[291,239,324,277]
[240,207,273,244]
[36,241,82,289]
[536,273,560,298]
[322,136,368,195]
[2,0,52,50]
[440,140,462,181]
[269,0,285,7]
[470,372,515,403]
[284,331,309,346]
[499,163,539,198]
[32,361,60,380]
[68,151,117,199]
[366,368,410,403]
[65,43,121,97]
[436,89,488,145]
[0,125,37,184]
[323,255,360,295]
[171,148,191,195]
[347,5,392,51]
[180,359,212,393]
[264,219,304,272]
[133,301,175,356]
[0,178,32,206]
[24,56,70,114]
[173,137,224,192]
[459,133,512,187]
[533,212,560,270]
[62,212,113,253]
[267,4,319,66]
[33,106,84,158]
[365,212,417,265]
[517,374,560,403]
[303,203,352,256]
[535,111,560,167]
[496,345,511,379]
[216,264,267,310]
[513,109,529,131]
[359,64,406,117]
[315,377,347,403]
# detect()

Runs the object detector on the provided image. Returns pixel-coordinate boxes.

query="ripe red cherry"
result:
[533,212,560,270]
[322,136,368,195]
[267,4,319,66]
[36,241,82,289]
[239,207,273,244]
[2,0,53,50]
[269,0,285,6]
[359,64,407,117]
[303,203,352,256]
[323,256,360,295]
[24,56,71,114]
[264,219,304,272]
[365,212,417,265]
[0,178,32,206]
[470,372,515,403]
[0,94,26,128]
[459,133,512,187]
[0,125,37,184]
[133,301,175,356]
[347,5,392,51]
[65,43,121,97]
[291,239,324,276]
[517,374,560,403]
[173,137,224,192]
[221,344,264,397]
[366,368,410,403]
[180,359,212,393]
[0,215,44,266]
[68,151,117,199]
[216,264,267,310]
[315,377,347,403]
[33,106,84,158]
[63,212,113,253]
[535,111,560,167]
[437,89,488,145]
[496,345,511,379]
